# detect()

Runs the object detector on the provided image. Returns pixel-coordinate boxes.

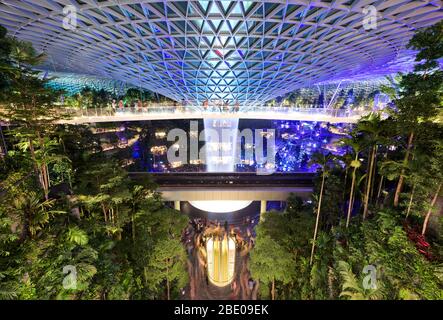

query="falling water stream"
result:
[203,117,240,173]
[189,118,253,212]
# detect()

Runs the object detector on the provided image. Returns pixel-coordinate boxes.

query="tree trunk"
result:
[370,147,378,201]
[271,277,275,300]
[363,145,376,220]
[45,164,50,188]
[41,163,50,199]
[394,132,414,207]
[422,183,442,236]
[394,174,405,207]
[0,124,7,157]
[28,138,45,194]
[376,175,384,205]
[310,172,325,265]
[101,204,107,222]
[346,166,357,228]
[406,184,416,218]
[36,131,50,199]
[394,175,404,207]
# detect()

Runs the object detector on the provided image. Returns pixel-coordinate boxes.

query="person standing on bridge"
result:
[234,100,240,113]
[179,99,186,113]
[223,100,229,113]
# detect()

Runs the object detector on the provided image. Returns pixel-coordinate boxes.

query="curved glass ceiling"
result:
[0,1,441,103]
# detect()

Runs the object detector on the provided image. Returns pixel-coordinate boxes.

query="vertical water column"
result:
[189,117,253,212]
[203,118,240,173]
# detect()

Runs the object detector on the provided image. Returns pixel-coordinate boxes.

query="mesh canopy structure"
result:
[0,1,442,104]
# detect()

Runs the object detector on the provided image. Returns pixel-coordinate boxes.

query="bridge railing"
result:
[63,105,369,119]
[239,106,367,118]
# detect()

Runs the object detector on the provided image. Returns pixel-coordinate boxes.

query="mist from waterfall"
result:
[203,118,240,173]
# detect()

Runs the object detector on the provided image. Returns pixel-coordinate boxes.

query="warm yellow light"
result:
[189,201,253,213]
[206,235,236,287]
[150,145,167,155]
[155,131,166,139]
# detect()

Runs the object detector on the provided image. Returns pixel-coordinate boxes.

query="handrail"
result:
[61,105,369,119]
[0,105,370,124]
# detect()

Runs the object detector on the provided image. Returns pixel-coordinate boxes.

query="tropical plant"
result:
[356,112,386,219]
[146,237,188,300]
[339,135,365,227]
[337,261,384,300]
[390,21,443,207]
[250,234,294,300]
[308,152,336,264]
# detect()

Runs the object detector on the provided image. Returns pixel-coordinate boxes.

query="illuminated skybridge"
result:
[1,1,442,104]
[61,105,368,124]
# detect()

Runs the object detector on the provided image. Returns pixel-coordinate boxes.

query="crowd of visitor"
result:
[108,98,242,113]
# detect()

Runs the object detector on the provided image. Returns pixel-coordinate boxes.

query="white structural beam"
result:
[158,187,313,201]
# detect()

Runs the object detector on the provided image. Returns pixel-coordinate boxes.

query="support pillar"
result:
[174,201,181,211]
[260,200,267,222]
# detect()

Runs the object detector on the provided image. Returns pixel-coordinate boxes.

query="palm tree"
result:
[308,152,335,265]
[16,137,68,199]
[10,191,64,240]
[375,152,390,205]
[357,112,385,219]
[337,153,353,201]
[340,136,364,228]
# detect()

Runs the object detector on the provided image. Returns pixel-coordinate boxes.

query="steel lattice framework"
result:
[0,1,442,104]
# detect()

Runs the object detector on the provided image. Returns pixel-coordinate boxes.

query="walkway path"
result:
[58,106,367,124]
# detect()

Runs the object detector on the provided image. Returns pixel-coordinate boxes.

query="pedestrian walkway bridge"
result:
[131,172,314,203]
[61,106,368,124]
